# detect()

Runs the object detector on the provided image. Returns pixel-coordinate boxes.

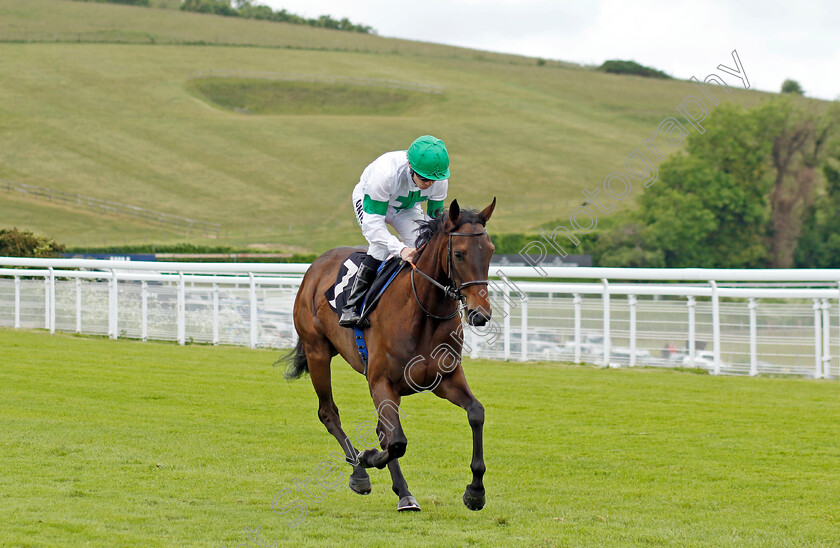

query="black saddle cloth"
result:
[325,252,406,317]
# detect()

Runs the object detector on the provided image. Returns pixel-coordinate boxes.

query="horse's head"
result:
[441,198,496,327]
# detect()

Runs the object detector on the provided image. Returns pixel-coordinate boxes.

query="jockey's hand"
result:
[400,247,417,262]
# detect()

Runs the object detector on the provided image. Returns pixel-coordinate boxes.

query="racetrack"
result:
[2,328,839,546]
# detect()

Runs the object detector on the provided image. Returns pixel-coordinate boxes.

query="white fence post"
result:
[503,284,511,360]
[602,279,610,367]
[14,275,21,329]
[178,272,185,345]
[710,281,721,375]
[822,299,831,380]
[469,327,478,359]
[213,282,219,346]
[49,267,55,334]
[141,281,148,342]
[249,273,257,349]
[44,273,50,331]
[520,297,528,362]
[75,277,82,334]
[573,293,581,365]
[629,294,637,367]
[813,299,822,379]
[748,298,758,376]
[108,269,118,339]
[687,296,696,367]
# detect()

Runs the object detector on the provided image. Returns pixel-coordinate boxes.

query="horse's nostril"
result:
[468,309,489,326]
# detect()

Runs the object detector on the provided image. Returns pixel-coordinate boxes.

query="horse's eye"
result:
[454,251,465,261]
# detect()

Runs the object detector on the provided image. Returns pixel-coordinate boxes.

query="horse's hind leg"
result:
[357,380,408,470]
[305,341,372,495]
[387,458,420,512]
[356,380,419,511]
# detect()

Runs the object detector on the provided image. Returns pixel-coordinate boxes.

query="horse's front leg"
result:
[433,367,486,511]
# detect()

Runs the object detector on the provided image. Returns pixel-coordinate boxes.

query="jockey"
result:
[338,135,450,328]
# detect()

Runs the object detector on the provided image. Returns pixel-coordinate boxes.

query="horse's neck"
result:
[377,235,463,359]
[414,236,448,284]
[405,235,457,322]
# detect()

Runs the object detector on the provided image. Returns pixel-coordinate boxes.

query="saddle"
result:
[325,252,406,323]
[325,253,406,375]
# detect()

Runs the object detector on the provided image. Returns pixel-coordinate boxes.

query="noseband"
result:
[408,229,491,321]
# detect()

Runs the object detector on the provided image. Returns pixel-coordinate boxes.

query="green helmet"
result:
[407,135,450,180]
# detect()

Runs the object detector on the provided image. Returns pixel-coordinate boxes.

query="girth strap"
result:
[353,325,368,377]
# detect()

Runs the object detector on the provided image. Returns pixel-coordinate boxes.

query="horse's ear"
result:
[448,199,460,224]
[479,197,496,224]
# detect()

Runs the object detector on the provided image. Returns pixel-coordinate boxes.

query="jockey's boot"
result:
[338,263,378,328]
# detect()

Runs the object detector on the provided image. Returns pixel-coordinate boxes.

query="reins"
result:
[406,229,490,321]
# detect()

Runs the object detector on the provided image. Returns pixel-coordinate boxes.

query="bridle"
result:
[407,228,491,321]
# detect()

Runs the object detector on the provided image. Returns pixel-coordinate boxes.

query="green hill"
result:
[0,0,769,252]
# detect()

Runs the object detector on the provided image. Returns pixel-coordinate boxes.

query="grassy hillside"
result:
[3,328,840,546]
[0,0,769,252]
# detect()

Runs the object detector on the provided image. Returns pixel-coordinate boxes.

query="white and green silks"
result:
[351,150,448,261]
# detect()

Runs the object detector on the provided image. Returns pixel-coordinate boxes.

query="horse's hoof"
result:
[348,475,371,495]
[358,449,378,469]
[397,495,421,512]
[462,486,485,511]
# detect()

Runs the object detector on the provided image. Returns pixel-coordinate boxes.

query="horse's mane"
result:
[414,208,485,251]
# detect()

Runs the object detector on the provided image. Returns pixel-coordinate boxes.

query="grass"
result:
[0,0,774,252]
[0,0,541,63]
[2,327,840,546]
[186,77,440,116]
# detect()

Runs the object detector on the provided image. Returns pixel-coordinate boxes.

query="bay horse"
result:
[282,198,496,512]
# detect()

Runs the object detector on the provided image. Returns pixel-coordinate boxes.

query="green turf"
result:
[2,327,839,546]
[0,0,540,62]
[186,78,440,116]
[0,0,774,252]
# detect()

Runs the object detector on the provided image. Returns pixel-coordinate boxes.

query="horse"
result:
[282,198,496,512]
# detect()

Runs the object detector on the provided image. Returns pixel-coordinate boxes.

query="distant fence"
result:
[1,179,220,237]
[1,257,839,380]
[192,70,445,95]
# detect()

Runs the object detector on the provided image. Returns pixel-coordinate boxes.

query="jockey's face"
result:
[412,171,434,190]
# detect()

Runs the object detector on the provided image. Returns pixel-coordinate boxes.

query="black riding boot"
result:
[338,263,378,327]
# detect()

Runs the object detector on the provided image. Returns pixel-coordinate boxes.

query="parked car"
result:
[667,350,688,365]
[561,341,604,358]
[510,340,565,359]
[682,351,715,367]
[610,346,653,362]
[581,333,604,345]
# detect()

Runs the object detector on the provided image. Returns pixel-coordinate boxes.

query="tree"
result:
[580,98,840,268]
[766,98,840,267]
[179,0,374,33]
[582,103,774,268]
[578,214,665,267]
[637,154,769,268]
[795,158,840,267]
[0,228,65,258]
[180,0,239,16]
[781,79,804,95]
[597,60,671,79]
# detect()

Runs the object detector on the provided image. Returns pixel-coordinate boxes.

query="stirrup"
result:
[338,309,361,327]
[339,311,370,329]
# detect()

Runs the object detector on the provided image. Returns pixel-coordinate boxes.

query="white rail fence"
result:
[1,258,839,380]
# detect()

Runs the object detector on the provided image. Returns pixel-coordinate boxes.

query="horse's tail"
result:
[277,339,309,380]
